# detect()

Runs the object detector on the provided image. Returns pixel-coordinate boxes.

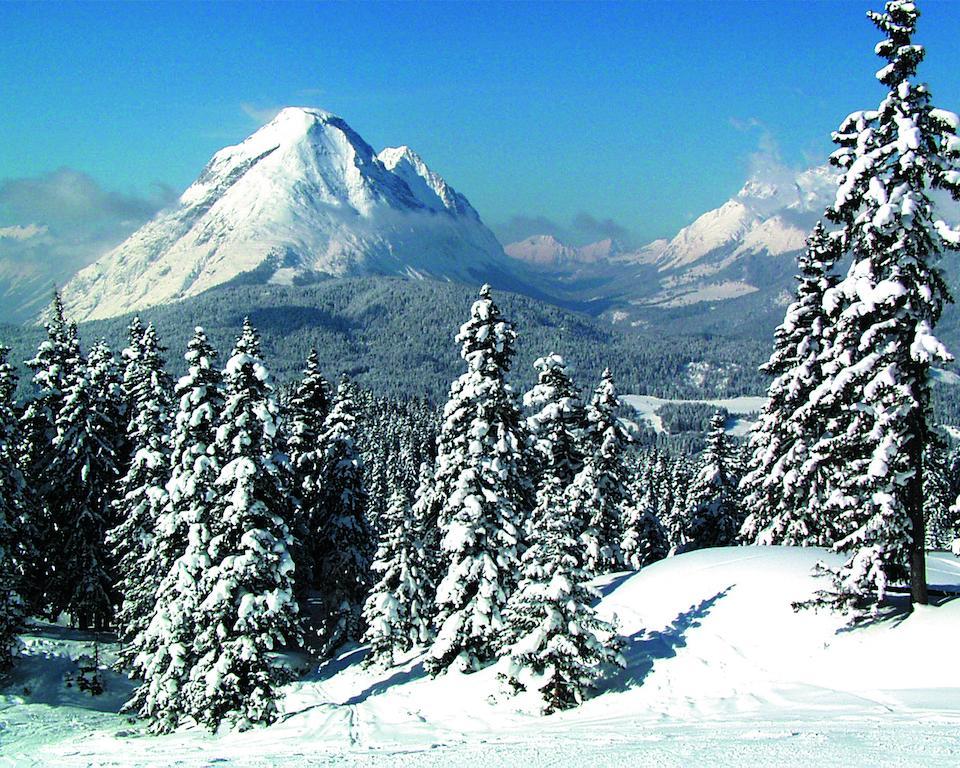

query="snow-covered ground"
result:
[622,393,767,436]
[3,547,960,767]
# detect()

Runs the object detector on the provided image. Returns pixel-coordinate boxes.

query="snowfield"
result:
[622,394,768,436]
[3,546,960,767]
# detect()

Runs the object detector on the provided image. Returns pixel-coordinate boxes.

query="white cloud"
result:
[241,102,283,125]
[0,223,47,241]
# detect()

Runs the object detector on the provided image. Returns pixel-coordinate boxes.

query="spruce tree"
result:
[411,458,443,590]
[45,342,123,629]
[655,452,688,550]
[286,350,331,597]
[682,411,742,552]
[18,293,82,613]
[185,320,299,730]
[0,345,25,674]
[128,327,224,732]
[361,488,432,666]
[501,473,623,713]
[573,369,631,574]
[620,467,669,570]
[425,285,528,676]
[923,429,954,549]
[523,354,586,488]
[313,375,372,654]
[812,0,960,609]
[111,323,173,668]
[740,224,840,547]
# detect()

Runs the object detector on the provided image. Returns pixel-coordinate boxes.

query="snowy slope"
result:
[4,547,960,766]
[61,108,513,322]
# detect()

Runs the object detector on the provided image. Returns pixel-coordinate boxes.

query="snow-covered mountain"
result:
[61,108,513,321]
[501,165,840,328]
[505,235,668,267]
[505,235,599,266]
[642,165,837,306]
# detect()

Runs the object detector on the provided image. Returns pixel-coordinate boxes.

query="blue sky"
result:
[1,0,959,247]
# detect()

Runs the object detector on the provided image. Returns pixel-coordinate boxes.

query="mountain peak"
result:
[61,109,512,321]
[377,145,476,217]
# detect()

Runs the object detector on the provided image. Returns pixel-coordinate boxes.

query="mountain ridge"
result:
[60,107,517,321]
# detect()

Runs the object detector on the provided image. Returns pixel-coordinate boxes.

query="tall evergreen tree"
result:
[45,342,123,629]
[111,323,173,668]
[572,369,631,574]
[18,293,82,612]
[657,452,690,550]
[0,346,25,674]
[811,0,960,610]
[425,285,528,676]
[361,488,432,666]
[501,473,623,713]
[285,349,331,596]
[682,411,742,552]
[128,327,224,732]
[740,224,840,547]
[312,375,372,654]
[185,320,299,730]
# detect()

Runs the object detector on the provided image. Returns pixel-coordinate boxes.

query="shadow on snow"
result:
[601,585,734,694]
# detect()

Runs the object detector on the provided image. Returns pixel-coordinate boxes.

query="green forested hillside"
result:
[0,277,770,403]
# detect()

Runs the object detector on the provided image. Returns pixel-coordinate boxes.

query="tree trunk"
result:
[908,380,929,607]
[908,500,928,606]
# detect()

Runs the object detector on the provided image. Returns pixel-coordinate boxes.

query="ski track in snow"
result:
[3,547,960,767]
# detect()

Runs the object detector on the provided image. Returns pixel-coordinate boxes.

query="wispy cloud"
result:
[0,223,47,241]
[241,102,284,125]
[0,168,177,321]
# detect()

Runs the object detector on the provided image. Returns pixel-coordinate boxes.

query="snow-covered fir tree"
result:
[313,375,372,655]
[18,293,83,612]
[185,319,299,730]
[809,0,960,610]
[0,345,25,674]
[410,458,443,590]
[111,322,173,668]
[571,368,631,574]
[740,224,840,547]
[45,341,124,629]
[655,452,690,550]
[285,349,331,597]
[425,285,528,676]
[523,354,586,489]
[501,472,624,714]
[923,429,955,549]
[128,327,224,732]
[361,488,432,666]
[620,466,669,570]
[681,411,742,552]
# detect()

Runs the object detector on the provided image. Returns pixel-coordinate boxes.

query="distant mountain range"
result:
[501,165,839,334]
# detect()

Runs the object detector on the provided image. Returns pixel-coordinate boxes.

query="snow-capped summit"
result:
[377,145,477,217]
[504,235,581,266]
[62,107,512,321]
[655,164,837,275]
